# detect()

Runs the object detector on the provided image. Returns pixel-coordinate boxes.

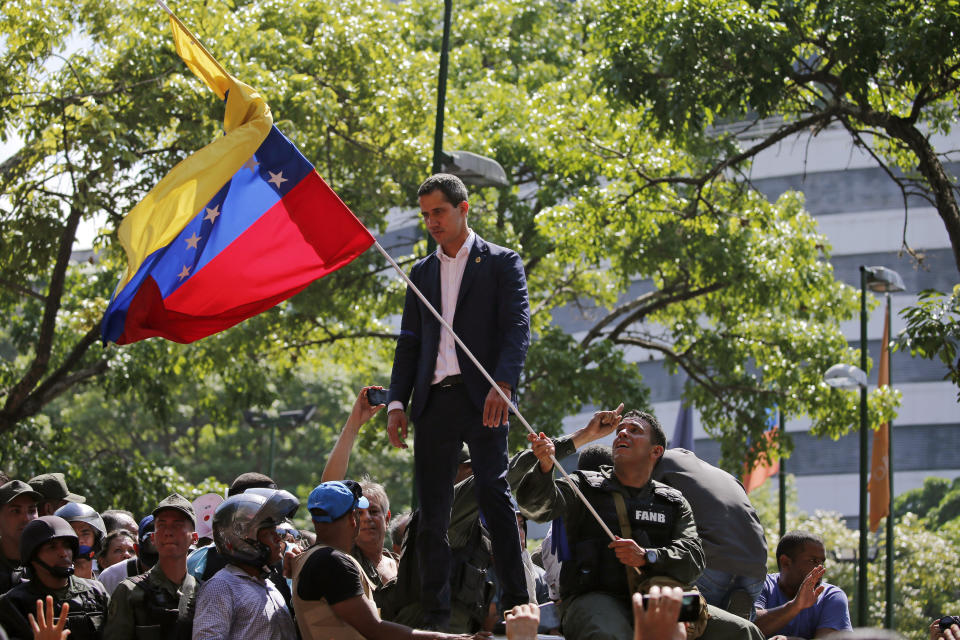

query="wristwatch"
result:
[644,548,659,565]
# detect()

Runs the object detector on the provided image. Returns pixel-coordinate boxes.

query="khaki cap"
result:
[28,473,86,503]
[0,480,43,506]
[152,493,197,528]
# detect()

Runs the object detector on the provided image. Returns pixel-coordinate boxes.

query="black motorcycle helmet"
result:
[20,516,79,579]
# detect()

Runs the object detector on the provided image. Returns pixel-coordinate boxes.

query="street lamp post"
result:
[429,1,508,188]
[432,0,453,177]
[856,265,869,627]
[824,265,904,627]
[243,405,316,479]
[778,409,786,540]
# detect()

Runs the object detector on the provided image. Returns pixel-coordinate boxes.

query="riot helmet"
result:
[20,516,78,579]
[212,489,299,570]
[54,502,106,557]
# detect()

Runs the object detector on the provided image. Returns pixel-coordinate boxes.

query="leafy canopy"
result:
[0,0,892,505]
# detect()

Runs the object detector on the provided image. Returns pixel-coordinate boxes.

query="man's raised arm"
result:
[512,405,624,522]
[322,386,385,482]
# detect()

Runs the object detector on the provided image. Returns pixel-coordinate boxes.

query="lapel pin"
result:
[475,256,482,263]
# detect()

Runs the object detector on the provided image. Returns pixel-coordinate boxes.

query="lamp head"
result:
[823,363,867,390]
[865,266,905,293]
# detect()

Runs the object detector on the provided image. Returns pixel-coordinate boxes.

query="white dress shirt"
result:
[431,230,475,383]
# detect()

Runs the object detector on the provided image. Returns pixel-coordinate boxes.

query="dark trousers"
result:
[413,383,527,627]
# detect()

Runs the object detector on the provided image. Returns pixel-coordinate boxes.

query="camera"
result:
[939,616,960,632]
[366,387,389,406]
[640,591,702,623]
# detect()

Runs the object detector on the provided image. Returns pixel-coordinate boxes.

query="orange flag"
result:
[869,307,891,531]
[742,425,780,494]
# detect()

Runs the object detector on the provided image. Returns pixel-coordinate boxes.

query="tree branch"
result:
[274,330,400,354]
[1,99,90,422]
[580,280,726,348]
[0,277,44,301]
[837,103,960,271]
[0,325,105,433]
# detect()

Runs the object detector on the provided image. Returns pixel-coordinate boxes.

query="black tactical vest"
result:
[0,556,26,596]
[559,472,683,601]
[125,572,199,640]
[1,576,108,640]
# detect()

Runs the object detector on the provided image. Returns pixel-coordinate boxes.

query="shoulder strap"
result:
[177,574,198,624]
[611,491,640,595]
[177,573,197,618]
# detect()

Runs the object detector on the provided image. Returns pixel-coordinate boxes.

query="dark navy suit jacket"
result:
[388,235,530,421]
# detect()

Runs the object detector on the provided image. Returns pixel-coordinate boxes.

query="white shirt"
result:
[431,230,475,384]
[97,557,138,595]
[388,231,475,414]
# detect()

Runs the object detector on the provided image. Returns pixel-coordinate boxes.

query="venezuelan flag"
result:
[101,10,373,345]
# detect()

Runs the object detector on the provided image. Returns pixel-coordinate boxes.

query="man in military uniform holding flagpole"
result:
[514,405,763,640]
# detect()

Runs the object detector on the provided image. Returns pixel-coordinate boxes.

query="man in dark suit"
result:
[387,173,530,630]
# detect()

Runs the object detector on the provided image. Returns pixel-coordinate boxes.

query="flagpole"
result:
[373,240,629,551]
[884,293,895,629]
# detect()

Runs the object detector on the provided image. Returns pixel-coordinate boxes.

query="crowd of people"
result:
[0,391,955,640]
[0,174,954,640]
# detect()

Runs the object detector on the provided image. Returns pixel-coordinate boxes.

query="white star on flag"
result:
[267,171,288,189]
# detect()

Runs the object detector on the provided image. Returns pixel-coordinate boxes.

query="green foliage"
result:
[894,476,956,520]
[515,325,649,449]
[592,0,960,360]
[895,285,960,400]
[0,0,889,510]
[0,417,226,517]
[894,475,960,530]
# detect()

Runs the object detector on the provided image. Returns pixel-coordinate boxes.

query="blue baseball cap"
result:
[137,515,155,545]
[307,481,369,523]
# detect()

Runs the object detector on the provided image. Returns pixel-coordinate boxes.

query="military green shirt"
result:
[512,434,705,587]
[103,564,196,640]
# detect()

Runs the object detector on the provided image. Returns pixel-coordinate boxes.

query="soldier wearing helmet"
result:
[192,489,299,640]
[0,515,109,639]
[55,503,107,580]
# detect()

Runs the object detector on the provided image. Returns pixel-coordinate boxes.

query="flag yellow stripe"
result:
[114,13,272,294]
[168,14,230,100]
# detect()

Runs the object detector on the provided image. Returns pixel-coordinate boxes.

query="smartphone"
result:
[366,387,388,406]
[641,591,702,623]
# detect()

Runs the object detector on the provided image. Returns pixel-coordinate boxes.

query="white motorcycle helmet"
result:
[54,502,106,557]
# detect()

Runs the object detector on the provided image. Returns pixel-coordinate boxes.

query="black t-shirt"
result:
[297,546,365,605]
